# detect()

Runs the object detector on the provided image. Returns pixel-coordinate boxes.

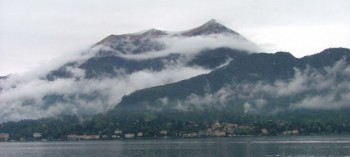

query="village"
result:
[0,120,300,142]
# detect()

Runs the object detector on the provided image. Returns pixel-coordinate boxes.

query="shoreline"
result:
[2,133,350,142]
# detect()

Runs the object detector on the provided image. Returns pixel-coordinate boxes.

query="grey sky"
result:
[1,0,350,75]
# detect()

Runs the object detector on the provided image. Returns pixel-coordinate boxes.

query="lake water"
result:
[1,136,350,157]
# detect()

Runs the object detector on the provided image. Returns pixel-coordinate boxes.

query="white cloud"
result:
[110,34,258,61]
[0,62,209,122]
[1,0,350,75]
[243,102,251,113]
[158,58,350,113]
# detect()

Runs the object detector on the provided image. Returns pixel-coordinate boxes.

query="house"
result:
[33,132,42,138]
[137,132,143,137]
[224,123,238,134]
[225,123,238,128]
[239,125,252,129]
[225,127,235,134]
[214,130,226,137]
[124,133,135,138]
[67,134,100,140]
[79,135,100,140]
[261,128,269,135]
[101,135,109,139]
[212,121,221,129]
[292,130,299,135]
[0,133,9,141]
[283,130,299,135]
[282,131,292,135]
[160,130,167,136]
[114,129,123,135]
[206,128,214,136]
[67,134,79,140]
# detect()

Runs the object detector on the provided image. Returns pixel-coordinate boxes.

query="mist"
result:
[1,32,256,122]
[0,64,209,122]
[156,58,350,113]
[114,34,259,61]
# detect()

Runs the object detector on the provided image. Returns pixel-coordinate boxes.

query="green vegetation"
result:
[1,110,350,141]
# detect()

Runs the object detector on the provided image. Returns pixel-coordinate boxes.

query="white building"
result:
[124,133,135,138]
[33,132,42,138]
[115,129,123,134]
[137,132,143,137]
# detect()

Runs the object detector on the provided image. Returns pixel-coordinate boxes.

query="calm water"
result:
[1,136,350,157]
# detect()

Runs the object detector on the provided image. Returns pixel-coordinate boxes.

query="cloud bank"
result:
[0,64,209,122]
[156,58,350,114]
[114,34,259,61]
[2,33,256,122]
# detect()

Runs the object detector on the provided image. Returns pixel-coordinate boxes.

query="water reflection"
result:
[1,136,350,157]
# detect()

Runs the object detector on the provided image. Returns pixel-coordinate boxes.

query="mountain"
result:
[3,18,350,139]
[46,19,253,80]
[1,19,350,139]
[114,48,350,118]
[181,19,241,36]
[0,19,257,122]
[3,48,350,140]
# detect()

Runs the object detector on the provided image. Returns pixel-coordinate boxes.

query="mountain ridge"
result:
[116,47,350,114]
[0,19,257,122]
[95,19,247,49]
[47,19,255,80]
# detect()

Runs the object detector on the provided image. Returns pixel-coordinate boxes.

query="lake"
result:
[1,136,350,157]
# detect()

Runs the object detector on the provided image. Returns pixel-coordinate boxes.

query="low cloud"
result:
[0,62,209,122]
[2,52,349,122]
[1,29,258,122]
[156,58,350,114]
[102,34,259,61]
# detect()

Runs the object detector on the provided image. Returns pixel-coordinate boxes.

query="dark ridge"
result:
[117,48,350,110]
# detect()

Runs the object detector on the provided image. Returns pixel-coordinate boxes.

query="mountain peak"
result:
[95,19,248,47]
[181,19,239,36]
[202,19,220,27]
[140,28,168,36]
[95,28,167,46]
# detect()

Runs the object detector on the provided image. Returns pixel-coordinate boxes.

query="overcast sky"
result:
[1,0,350,76]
